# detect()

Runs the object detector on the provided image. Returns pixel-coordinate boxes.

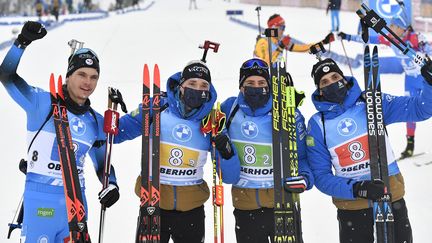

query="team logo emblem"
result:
[172,124,192,142]
[85,58,94,65]
[241,121,259,139]
[70,117,86,136]
[337,118,357,136]
[376,0,403,18]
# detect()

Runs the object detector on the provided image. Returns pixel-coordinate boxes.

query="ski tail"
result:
[372,46,395,243]
[50,73,90,242]
[136,64,161,243]
[150,64,161,242]
[136,64,151,243]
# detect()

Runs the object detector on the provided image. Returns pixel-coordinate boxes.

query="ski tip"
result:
[364,45,370,52]
[49,73,56,97]
[143,64,150,86]
[154,64,160,87]
[57,75,64,99]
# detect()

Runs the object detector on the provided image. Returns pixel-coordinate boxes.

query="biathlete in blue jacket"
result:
[0,21,120,243]
[338,15,432,159]
[220,58,314,243]
[306,57,432,243]
[116,60,239,243]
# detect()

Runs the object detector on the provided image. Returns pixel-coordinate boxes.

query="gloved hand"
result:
[337,32,351,41]
[284,176,307,193]
[214,133,234,160]
[353,179,385,200]
[322,33,335,45]
[278,36,291,50]
[98,183,120,208]
[421,58,432,85]
[15,21,47,47]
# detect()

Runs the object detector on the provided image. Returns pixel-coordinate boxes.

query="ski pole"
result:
[255,6,262,36]
[98,87,127,243]
[199,40,220,63]
[7,196,23,239]
[210,102,226,243]
[340,39,353,76]
[264,28,278,66]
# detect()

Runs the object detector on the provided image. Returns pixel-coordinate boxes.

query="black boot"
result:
[400,136,415,159]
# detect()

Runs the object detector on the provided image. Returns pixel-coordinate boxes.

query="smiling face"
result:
[66,67,99,105]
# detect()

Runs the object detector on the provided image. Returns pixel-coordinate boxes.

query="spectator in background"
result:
[327,0,341,32]
[189,0,197,10]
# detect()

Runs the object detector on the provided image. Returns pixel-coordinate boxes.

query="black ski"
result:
[50,74,90,242]
[136,64,161,243]
[272,60,303,243]
[364,46,394,243]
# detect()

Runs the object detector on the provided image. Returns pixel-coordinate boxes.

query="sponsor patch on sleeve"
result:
[306,136,315,147]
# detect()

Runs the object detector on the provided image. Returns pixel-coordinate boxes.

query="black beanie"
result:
[239,58,270,88]
[180,60,211,85]
[66,48,100,78]
[311,58,344,87]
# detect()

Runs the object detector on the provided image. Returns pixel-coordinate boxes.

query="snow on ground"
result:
[0,0,431,242]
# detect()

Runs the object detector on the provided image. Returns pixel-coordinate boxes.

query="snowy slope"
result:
[1,0,431,242]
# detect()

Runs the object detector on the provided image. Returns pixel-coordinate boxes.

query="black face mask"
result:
[243,86,270,110]
[320,80,347,104]
[182,87,210,109]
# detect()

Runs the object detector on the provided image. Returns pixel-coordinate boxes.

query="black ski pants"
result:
[160,205,205,243]
[234,207,275,243]
[338,198,412,243]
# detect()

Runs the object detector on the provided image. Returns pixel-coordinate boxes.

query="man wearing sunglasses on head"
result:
[0,21,119,242]
[254,14,335,64]
[219,58,314,243]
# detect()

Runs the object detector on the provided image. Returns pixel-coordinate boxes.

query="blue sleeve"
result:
[216,144,240,184]
[295,110,314,190]
[0,44,40,112]
[217,97,241,184]
[306,117,357,199]
[382,82,432,124]
[114,103,143,143]
[115,97,168,144]
[345,33,380,44]
[89,142,118,186]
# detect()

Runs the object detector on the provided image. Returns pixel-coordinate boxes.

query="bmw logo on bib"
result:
[70,117,86,136]
[337,118,357,136]
[376,0,402,18]
[241,121,259,139]
[172,124,192,142]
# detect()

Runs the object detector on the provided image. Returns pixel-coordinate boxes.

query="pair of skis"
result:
[50,74,90,242]
[264,27,303,243]
[271,61,303,243]
[364,45,395,243]
[356,3,431,66]
[136,64,161,243]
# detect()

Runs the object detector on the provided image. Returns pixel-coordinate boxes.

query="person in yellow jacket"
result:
[254,14,335,64]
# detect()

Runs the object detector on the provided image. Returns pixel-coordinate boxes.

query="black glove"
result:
[421,58,432,85]
[284,176,307,193]
[214,134,234,160]
[98,183,120,208]
[108,87,128,113]
[337,32,351,41]
[15,21,47,47]
[353,179,385,200]
[322,33,335,45]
